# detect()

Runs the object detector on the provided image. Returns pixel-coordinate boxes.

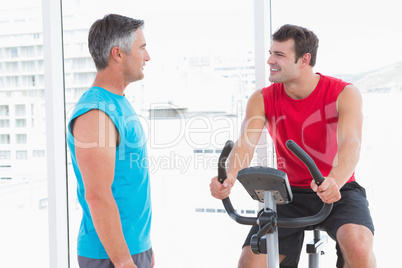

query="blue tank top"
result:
[67,86,152,259]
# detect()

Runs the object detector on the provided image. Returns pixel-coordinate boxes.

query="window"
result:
[63,1,255,267]
[15,134,27,144]
[270,0,402,266]
[7,76,18,88]
[10,47,18,58]
[0,105,9,116]
[0,150,11,159]
[0,134,10,144]
[14,104,26,116]
[1,0,400,267]
[0,2,48,267]
[16,150,28,159]
[0,119,10,128]
[22,46,35,58]
[21,61,36,72]
[15,119,26,127]
[31,75,36,86]
[33,150,45,157]
[6,62,19,72]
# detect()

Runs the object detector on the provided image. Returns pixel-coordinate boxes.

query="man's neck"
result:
[92,69,128,96]
[283,72,321,100]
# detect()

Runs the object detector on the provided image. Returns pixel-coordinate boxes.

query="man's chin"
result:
[268,76,278,83]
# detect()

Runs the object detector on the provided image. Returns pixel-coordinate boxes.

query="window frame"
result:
[43,0,271,267]
[42,0,69,267]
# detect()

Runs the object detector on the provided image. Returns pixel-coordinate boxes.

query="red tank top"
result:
[262,73,355,188]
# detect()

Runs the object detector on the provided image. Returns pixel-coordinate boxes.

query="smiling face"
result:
[121,28,151,83]
[267,39,302,84]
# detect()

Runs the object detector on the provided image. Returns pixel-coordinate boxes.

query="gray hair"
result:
[88,14,144,71]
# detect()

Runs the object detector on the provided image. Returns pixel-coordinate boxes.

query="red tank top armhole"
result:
[262,85,274,120]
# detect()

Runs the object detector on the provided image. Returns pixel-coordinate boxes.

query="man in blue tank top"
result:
[67,14,153,268]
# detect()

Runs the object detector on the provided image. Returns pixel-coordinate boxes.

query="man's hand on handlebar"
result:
[210,173,235,200]
[311,177,341,204]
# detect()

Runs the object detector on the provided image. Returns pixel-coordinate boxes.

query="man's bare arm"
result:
[210,89,267,200]
[73,109,136,268]
[313,85,363,203]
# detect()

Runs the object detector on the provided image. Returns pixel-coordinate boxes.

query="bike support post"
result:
[307,229,327,268]
[265,191,280,268]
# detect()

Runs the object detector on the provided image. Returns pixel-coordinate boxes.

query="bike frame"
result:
[218,140,333,268]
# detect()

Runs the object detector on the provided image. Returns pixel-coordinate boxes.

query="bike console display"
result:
[237,166,293,205]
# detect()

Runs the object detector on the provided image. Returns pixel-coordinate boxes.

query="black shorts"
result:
[243,181,374,267]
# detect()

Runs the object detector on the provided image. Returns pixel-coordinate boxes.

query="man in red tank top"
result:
[210,24,376,267]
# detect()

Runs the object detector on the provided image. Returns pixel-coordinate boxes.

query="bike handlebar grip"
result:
[286,140,325,186]
[218,140,234,184]
[218,140,258,226]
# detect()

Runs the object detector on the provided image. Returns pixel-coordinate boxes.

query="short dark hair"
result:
[88,14,144,70]
[272,24,319,67]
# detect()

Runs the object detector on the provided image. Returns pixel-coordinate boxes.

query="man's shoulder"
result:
[318,73,350,86]
[248,88,264,104]
[262,83,283,96]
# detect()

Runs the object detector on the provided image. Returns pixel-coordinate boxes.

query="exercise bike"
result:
[217,140,333,268]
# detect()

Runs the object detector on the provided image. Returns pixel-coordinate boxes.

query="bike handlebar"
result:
[218,140,234,184]
[285,140,325,186]
[218,140,258,225]
[218,140,333,228]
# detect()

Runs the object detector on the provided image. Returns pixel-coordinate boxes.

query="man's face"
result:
[267,39,301,83]
[122,28,150,83]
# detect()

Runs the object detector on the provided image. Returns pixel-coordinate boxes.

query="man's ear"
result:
[110,47,123,62]
[301,53,311,67]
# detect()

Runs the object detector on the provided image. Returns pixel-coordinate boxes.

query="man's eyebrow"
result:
[270,50,285,55]
[140,43,147,48]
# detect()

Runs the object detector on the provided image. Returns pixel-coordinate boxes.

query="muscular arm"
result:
[330,85,363,185]
[73,109,137,268]
[210,89,267,199]
[313,85,363,203]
